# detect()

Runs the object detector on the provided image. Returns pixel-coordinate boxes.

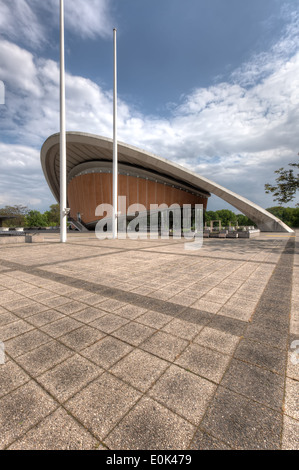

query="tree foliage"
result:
[266,206,299,228]
[205,209,253,227]
[25,210,48,228]
[0,205,29,227]
[44,204,60,225]
[265,158,299,206]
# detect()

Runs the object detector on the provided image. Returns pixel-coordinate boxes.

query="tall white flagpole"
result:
[60,0,67,243]
[112,28,118,239]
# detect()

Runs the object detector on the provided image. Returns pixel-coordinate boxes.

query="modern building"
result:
[41,132,293,232]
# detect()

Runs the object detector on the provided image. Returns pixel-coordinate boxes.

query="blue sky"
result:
[0,0,298,212]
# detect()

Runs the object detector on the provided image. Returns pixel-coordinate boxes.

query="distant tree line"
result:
[266,207,299,228]
[0,204,60,228]
[205,210,254,227]
[205,208,299,228]
[1,203,298,229]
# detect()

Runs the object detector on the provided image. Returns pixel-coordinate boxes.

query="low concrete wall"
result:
[0,234,44,245]
[238,229,260,238]
[25,234,44,243]
[0,236,26,245]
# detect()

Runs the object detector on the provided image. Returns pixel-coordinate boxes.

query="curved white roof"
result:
[41,132,293,232]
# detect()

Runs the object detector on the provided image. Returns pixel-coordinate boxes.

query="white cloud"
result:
[1,8,299,211]
[0,0,113,48]
[63,0,113,39]
[0,0,44,48]
[0,143,51,208]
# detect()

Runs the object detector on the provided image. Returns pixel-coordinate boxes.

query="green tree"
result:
[0,205,29,227]
[267,206,299,228]
[205,211,220,225]
[25,210,48,228]
[215,209,237,227]
[265,157,299,206]
[44,204,60,225]
[236,214,255,226]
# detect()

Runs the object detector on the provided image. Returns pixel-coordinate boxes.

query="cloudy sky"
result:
[0,0,298,212]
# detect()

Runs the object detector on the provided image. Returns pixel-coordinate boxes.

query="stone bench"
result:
[25,234,44,243]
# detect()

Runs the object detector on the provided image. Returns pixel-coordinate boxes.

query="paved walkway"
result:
[0,232,298,450]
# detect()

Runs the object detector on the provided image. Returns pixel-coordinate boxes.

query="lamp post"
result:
[60,0,67,243]
[112,28,118,239]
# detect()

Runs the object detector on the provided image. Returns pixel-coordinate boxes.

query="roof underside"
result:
[41,132,211,202]
[40,132,293,233]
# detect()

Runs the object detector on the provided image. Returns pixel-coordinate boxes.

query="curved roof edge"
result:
[41,132,293,233]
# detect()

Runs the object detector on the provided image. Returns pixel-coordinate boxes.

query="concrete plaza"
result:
[0,231,298,450]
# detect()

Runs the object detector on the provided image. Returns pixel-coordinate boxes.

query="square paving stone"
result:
[65,372,141,440]
[149,365,216,425]
[7,407,101,450]
[191,299,222,314]
[189,430,231,450]
[194,327,240,354]
[105,396,195,450]
[80,294,106,306]
[111,349,169,392]
[141,331,188,362]
[72,306,107,324]
[99,299,127,312]
[137,310,171,329]
[6,330,51,358]
[169,294,198,307]
[252,310,290,331]
[149,290,174,301]
[40,296,71,308]
[16,341,73,377]
[3,298,33,312]
[90,314,129,334]
[0,361,30,398]
[0,311,19,327]
[222,359,285,411]
[55,301,87,315]
[0,381,57,449]
[235,338,286,375]
[175,343,231,383]
[64,289,92,300]
[115,304,148,320]
[201,386,282,450]
[30,291,60,302]
[26,309,65,327]
[218,300,257,322]
[162,318,204,340]
[286,351,299,381]
[245,322,289,351]
[14,303,49,319]
[37,355,103,403]
[41,317,82,338]
[0,320,34,342]
[113,321,156,346]
[177,307,214,327]
[59,325,105,351]
[284,378,299,420]
[81,336,132,369]
[281,415,299,450]
[208,314,246,336]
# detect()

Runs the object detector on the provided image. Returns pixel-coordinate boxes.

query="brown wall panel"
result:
[68,172,208,225]
[147,180,157,206]
[118,174,128,201]
[128,176,138,208]
[138,178,147,208]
